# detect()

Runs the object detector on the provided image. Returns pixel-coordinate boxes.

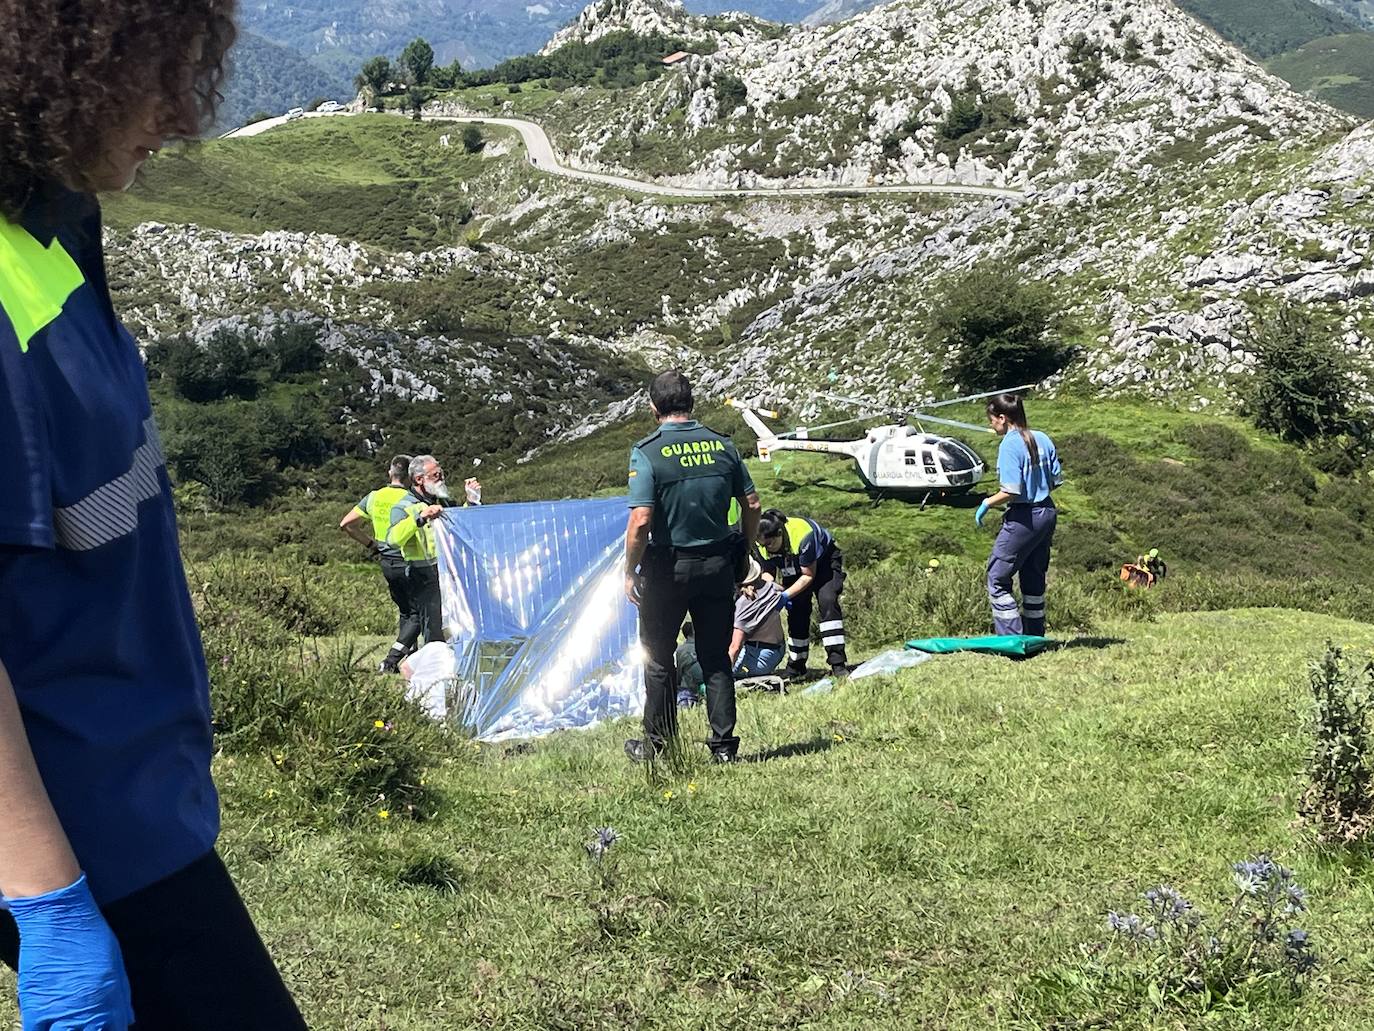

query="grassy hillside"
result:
[5,607,1371,1028]
[1268,31,1374,116]
[107,117,526,250]
[1176,0,1361,59]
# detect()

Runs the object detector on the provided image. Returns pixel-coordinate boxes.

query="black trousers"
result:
[396,562,444,650]
[784,550,848,671]
[1,851,305,1030]
[381,553,416,651]
[639,550,739,755]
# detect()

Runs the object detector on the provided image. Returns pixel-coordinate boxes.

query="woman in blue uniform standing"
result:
[974,394,1063,636]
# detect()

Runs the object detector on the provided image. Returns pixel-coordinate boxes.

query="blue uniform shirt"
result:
[997,430,1063,504]
[0,192,219,904]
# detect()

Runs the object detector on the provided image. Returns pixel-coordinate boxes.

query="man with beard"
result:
[341,454,415,673]
[385,454,476,653]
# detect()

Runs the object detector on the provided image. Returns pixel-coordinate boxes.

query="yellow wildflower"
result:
[662,789,674,801]
[378,809,391,820]
[374,720,386,729]
[687,781,698,794]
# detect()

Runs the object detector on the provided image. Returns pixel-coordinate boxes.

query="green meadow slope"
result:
[5,608,1371,1028]
[1268,31,1374,116]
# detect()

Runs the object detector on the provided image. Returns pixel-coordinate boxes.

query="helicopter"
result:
[726,385,1033,498]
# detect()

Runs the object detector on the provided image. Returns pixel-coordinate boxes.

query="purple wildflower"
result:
[1106,911,1157,942]
[585,826,619,861]
[1142,885,1193,923]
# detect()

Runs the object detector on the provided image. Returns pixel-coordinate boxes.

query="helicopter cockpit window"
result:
[922,450,938,475]
[936,441,979,473]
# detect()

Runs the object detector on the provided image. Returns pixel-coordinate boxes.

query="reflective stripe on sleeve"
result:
[54,417,164,551]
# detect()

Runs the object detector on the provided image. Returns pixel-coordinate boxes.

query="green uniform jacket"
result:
[627,420,755,549]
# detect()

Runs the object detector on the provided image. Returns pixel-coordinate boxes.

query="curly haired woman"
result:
[0,2,305,1027]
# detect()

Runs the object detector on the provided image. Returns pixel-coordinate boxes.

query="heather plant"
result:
[1300,644,1374,842]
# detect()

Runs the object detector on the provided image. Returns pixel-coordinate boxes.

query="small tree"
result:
[305,96,328,112]
[1243,302,1355,443]
[715,74,747,116]
[356,56,393,98]
[400,37,435,86]
[430,59,464,90]
[462,125,485,153]
[934,266,1073,390]
[940,93,983,141]
[407,85,427,120]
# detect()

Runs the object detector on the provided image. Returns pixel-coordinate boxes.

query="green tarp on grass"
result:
[904,635,1056,657]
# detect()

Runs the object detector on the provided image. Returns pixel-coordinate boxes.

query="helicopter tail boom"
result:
[726,399,781,457]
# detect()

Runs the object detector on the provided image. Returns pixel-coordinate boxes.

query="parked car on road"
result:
[286,107,304,121]
[317,101,342,114]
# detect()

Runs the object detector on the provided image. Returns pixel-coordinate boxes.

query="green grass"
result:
[1176,0,1361,60]
[104,116,526,250]
[7,610,1374,1027]
[1268,33,1374,118]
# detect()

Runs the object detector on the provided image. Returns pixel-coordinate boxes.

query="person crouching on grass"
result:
[0,1,306,1027]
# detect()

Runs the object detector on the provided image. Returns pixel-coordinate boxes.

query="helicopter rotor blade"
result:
[924,384,1037,410]
[774,415,868,439]
[909,412,995,434]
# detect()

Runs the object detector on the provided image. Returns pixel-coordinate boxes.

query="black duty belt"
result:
[648,538,735,558]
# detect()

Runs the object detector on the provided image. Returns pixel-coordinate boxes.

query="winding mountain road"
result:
[226,111,1028,202]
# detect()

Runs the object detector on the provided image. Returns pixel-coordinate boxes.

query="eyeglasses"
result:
[425,469,446,482]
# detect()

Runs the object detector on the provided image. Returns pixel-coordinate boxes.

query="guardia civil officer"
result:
[0,1,305,1026]
[757,511,850,676]
[975,394,1063,635]
[340,454,415,673]
[624,371,762,764]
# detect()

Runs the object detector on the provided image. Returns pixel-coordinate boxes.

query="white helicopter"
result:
[726,386,1033,498]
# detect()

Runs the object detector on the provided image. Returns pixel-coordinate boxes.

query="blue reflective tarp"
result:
[433,498,642,740]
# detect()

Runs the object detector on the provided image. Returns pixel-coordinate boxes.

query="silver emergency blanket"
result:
[433,498,642,740]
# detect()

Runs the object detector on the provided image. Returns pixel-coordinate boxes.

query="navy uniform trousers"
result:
[782,552,848,672]
[1,851,306,1030]
[987,502,1057,636]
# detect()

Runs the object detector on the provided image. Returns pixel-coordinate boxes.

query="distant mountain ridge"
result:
[235,0,833,76]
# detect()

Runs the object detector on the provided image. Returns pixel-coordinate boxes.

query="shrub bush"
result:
[1242,303,1356,443]
[934,266,1076,390]
[1054,520,1128,573]
[1300,643,1374,842]
[940,93,983,141]
[840,531,892,571]
[197,566,442,827]
[149,328,261,403]
[845,560,1100,647]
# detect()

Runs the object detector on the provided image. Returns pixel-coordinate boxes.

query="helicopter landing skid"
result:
[864,485,974,506]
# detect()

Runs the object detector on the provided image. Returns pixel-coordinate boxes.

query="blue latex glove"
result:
[774,592,792,612]
[6,874,134,1031]
[975,500,991,528]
